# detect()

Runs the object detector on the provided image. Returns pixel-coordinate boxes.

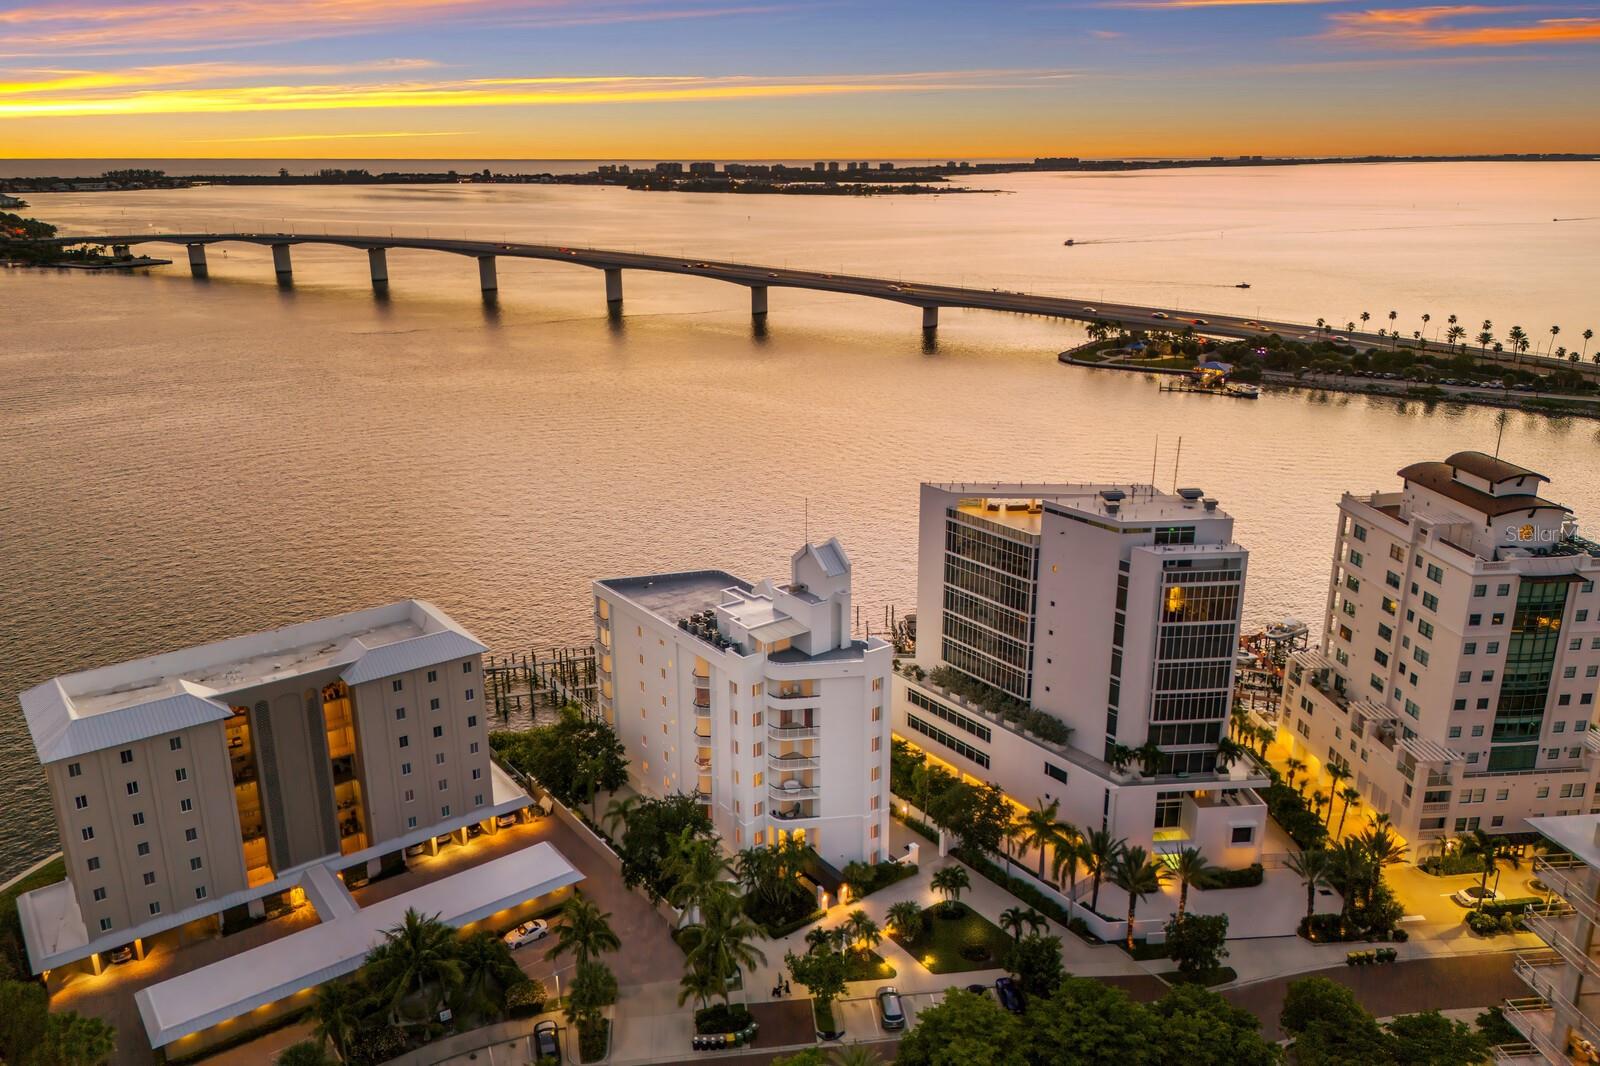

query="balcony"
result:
[770,752,820,772]
[770,782,820,801]
[767,686,820,706]
[1534,856,1600,924]
[693,693,711,710]
[1512,952,1600,1049]
[1523,912,1596,979]
[769,722,820,741]
[1500,997,1565,1064]
[771,799,819,821]
[693,723,712,740]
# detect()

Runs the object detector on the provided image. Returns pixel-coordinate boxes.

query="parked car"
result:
[533,1019,561,1062]
[877,986,906,1030]
[107,945,135,965]
[994,976,1024,1013]
[496,812,518,829]
[466,822,483,838]
[1452,885,1501,907]
[503,919,550,949]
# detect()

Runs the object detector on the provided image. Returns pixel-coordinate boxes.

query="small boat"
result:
[1063,239,1075,246]
[1235,282,1251,289]
[1228,384,1260,399]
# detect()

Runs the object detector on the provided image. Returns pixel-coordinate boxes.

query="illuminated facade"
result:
[18,601,504,973]
[1279,452,1600,849]
[594,540,894,868]
[897,481,1267,866]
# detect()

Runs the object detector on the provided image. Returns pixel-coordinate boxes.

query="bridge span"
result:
[45,231,1448,354]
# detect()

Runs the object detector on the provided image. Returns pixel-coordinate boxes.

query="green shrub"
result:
[841,859,918,899]
[694,1003,753,1034]
[1205,864,1264,889]
[347,1026,408,1066]
[505,979,546,1018]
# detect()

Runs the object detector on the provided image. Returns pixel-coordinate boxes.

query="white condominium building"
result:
[594,540,894,868]
[1279,452,1600,850]
[895,482,1268,866]
[16,600,531,978]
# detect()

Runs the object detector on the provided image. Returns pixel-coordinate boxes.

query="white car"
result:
[502,919,550,949]
[1151,311,1170,320]
[1451,885,1500,907]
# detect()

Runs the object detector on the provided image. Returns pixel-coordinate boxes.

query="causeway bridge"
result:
[48,229,1361,341]
[40,232,1584,379]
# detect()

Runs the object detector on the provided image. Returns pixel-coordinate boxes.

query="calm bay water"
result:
[1,163,1596,879]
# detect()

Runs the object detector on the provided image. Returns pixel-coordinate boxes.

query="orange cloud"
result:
[1096,0,1348,8]
[1320,5,1600,47]
[0,68,1073,118]
[0,0,777,56]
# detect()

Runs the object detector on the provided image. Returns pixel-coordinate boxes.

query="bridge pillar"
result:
[478,255,498,293]
[922,305,939,331]
[751,285,768,317]
[186,244,208,278]
[271,244,292,278]
[368,247,389,286]
[604,268,623,305]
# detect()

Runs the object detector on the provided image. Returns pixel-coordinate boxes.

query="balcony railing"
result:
[768,722,820,740]
[1522,912,1597,979]
[770,753,820,771]
[1500,998,1565,1064]
[695,755,712,771]
[771,801,819,821]
[693,694,711,709]
[768,688,820,704]
[1534,856,1600,924]
[693,724,711,740]
[1513,953,1600,1050]
[770,782,820,801]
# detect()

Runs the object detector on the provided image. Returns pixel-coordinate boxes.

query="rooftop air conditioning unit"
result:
[1177,487,1205,501]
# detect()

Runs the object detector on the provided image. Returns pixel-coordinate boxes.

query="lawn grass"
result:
[1158,966,1237,988]
[844,950,897,982]
[887,904,1014,975]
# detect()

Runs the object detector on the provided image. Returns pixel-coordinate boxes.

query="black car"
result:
[994,976,1024,1014]
[533,1020,561,1063]
[877,986,906,1030]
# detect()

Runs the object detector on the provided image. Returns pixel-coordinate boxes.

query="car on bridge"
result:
[1151,312,1170,320]
[1082,306,1098,314]
[1192,318,1209,326]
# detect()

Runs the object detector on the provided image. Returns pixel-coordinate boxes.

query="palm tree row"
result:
[1285,823,1406,937]
[1345,309,1597,364]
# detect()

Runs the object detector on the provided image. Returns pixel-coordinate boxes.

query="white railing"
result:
[768,722,820,740]
[770,753,821,771]
[770,783,821,801]
[1535,856,1600,923]
[1499,998,1564,1064]
[1523,912,1600,980]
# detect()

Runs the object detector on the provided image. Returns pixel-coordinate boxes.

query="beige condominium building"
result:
[1278,452,1600,853]
[17,599,523,977]
[595,540,895,869]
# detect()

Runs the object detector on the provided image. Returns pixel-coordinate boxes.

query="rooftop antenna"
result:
[804,497,810,545]
[1493,411,1509,460]
[1150,435,1159,496]
[1172,436,1184,492]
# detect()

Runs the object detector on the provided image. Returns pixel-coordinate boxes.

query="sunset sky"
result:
[2,0,1597,159]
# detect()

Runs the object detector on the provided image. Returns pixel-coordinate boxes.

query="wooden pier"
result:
[484,645,598,722]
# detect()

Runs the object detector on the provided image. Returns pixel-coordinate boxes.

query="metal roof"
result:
[20,600,485,764]
[1445,450,1548,485]
[1397,462,1570,519]
[133,842,583,1048]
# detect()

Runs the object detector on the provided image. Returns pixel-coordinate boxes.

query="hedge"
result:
[842,859,918,900]
[1205,864,1264,890]
[952,846,1099,943]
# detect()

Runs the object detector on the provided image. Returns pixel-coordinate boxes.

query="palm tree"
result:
[1447,324,1466,350]
[1346,321,1356,334]
[829,1048,886,1066]
[681,892,767,1004]
[1447,312,1458,343]
[665,831,736,923]
[999,906,1046,942]
[1360,311,1371,332]
[1082,829,1124,914]
[1335,786,1362,837]
[931,865,970,914]
[547,892,621,968]
[1459,828,1502,911]
[886,900,922,941]
[1324,764,1352,826]
[1360,825,1406,907]
[1285,848,1333,927]
[1020,799,1071,883]
[1170,847,1219,919]
[312,979,363,1060]
[1253,724,1274,756]
[1420,312,1431,340]
[1051,835,1086,915]
[1215,736,1248,772]
[1108,846,1166,951]
[1549,324,1561,355]
[1387,310,1398,345]
[1583,328,1594,359]
[844,909,882,956]
[367,908,464,1020]
[602,793,640,836]
[1508,325,1528,359]
[1328,838,1371,924]
[1309,790,1328,825]
[1285,756,1306,792]
[1478,322,1494,352]
[1316,317,1327,332]
[677,962,724,1009]
[453,931,522,1019]
[998,816,1025,876]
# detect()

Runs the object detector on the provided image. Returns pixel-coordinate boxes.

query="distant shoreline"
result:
[4,153,1596,193]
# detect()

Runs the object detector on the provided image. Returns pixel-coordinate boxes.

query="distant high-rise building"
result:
[689,162,717,176]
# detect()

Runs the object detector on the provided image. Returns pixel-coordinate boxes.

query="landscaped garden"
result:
[885,881,1014,976]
